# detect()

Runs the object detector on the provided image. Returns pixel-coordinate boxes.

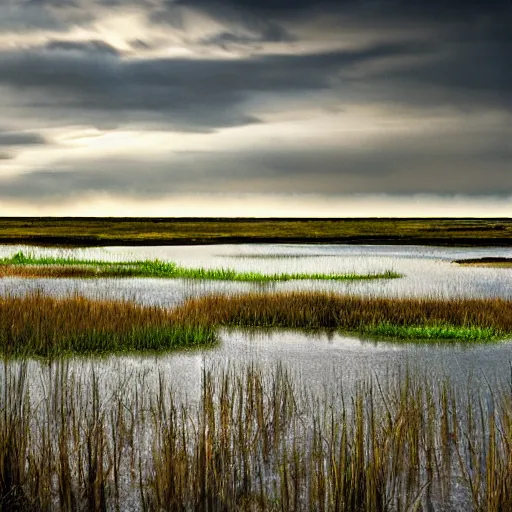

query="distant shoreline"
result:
[1,236,512,247]
[0,217,511,247]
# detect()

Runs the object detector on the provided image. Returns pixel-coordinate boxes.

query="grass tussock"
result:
[0,362,511,511]
[172,292,512,341]
[0,251,401,282]
[454,257,512,268]
[0,291,511,358]
[0,294,215,357]
[366,323,498,341]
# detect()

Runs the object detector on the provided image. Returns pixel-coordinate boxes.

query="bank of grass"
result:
[1,292,510,358]
[365,323,500,342]
[172,292,512,341]
[0,251,401,281]
[0,294,216,357]
[1,362,511,511]
[454,257,512,268]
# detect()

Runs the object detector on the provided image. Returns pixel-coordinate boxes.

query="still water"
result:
[0,243,511,398]
[1,243,512,305]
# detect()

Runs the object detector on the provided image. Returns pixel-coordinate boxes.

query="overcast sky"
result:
[0,0,510,216]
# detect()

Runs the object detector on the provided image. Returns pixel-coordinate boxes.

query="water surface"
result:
[1,242,511,399]
[1,243,511,306]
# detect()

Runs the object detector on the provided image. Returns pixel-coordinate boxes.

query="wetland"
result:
[0,242,511,510]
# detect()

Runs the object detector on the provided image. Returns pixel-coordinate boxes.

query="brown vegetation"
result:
[0,363,511,511]
[1,291,511,356]
[0,294,215,356]
[172,291,512,333]
[0,217,511,246]
[454,257,512,268]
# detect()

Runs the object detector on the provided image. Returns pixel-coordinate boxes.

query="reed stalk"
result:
[0,361,509,510]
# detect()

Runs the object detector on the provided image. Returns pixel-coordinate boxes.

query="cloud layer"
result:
[0,0,510,214]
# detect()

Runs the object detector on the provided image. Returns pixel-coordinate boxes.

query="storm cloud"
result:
[0,131,46,147]
[0,0,510,214]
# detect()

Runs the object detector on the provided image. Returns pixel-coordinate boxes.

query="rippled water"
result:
[1,243,511,396]
[1,243,510,510]
[1,243,512,306]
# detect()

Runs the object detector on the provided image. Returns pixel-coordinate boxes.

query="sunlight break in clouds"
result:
[0,0,510,216]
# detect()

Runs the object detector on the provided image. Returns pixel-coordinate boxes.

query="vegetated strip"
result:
[1,217,512,247]
[0,294,216,357]
[0,251,400,281]
[453,257,512,268]
[1,292,510,357]
[1,362,511,510]
[172,291,512,341]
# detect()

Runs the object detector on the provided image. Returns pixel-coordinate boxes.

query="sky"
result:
[0,0,510,217]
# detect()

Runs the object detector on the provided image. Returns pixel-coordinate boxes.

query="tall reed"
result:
[0,361,510,511]
[1,292,511,358]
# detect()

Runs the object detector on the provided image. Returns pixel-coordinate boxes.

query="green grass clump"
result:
[365,323,499,342]
[0,251,401,282]
[0,325,216,358]
[0,294,216,357]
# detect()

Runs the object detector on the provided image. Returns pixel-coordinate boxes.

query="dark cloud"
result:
[0,40,438,131]
[0,0,510,207]
[150,1,296,47]
[129,39,152,50]
[201,23,294,49]
[44,40,121,56]
[177,0,509,16]
[169,0,511,38]
[0,2,65,32]
[0,131,46,147]
[1,33,509,135]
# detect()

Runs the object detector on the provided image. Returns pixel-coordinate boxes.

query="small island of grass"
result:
[0,251,401,282]
[453,257,512,268]
[172,292,512,343]
[1,291,509,357]
[0,293,217,357]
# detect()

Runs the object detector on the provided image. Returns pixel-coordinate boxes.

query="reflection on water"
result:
[7,329,512,406]
[0,243,510,510]
[0,243,511,395]
[0,243,511,305]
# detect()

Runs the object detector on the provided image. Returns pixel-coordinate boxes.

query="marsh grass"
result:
[0,291,510,357]
[0,362,511,511]
[172,292,512,341]
[0,294,216,357]
[365,323,500,342]
[1,217,511,246]
[0,251,401,281]
[454,257,512,268]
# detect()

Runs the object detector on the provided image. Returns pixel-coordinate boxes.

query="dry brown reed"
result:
[0,362,510,511]
[0,293,170,333]
[171,292,512,333]
[1,291,510,357]
[0,265,117,278]
[0,294,215,356]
